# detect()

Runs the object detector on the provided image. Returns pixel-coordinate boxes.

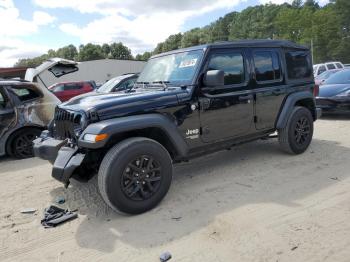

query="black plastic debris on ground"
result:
[41,205,77,228]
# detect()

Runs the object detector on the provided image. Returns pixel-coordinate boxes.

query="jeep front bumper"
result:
[33,136,85,187]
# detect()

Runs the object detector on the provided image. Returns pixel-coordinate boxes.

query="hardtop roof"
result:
[151,39,309,58]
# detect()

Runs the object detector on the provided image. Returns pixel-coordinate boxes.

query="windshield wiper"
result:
[152,81,170,90]
[126,81,149,92]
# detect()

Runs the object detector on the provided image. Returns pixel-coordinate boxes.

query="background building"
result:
[0,67,28,79]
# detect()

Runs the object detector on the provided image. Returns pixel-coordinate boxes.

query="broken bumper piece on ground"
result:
[41,205,78,228]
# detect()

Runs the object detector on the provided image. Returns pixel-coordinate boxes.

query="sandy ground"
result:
[1,117,350,262]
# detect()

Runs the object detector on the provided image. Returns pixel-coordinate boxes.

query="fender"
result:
[78,113,189,157]
[276,91,316,129]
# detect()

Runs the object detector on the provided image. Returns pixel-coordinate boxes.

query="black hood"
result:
[59,88,186,120]
[319,84,350,97]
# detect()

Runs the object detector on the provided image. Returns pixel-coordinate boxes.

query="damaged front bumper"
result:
[33,131,85,187]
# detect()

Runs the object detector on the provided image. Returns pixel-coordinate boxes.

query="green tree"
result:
[56,44,78,60]
[304,0,320,9]
[162,33,182,52]
[292,0,303,8]
[102,43,111,58]
[110,42,133,60]
[78,44,105,61]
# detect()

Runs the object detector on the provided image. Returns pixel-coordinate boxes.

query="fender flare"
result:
[276,91,315,129]
[78,113,189,157]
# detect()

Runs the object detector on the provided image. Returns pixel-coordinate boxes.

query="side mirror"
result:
[203,70,224,87]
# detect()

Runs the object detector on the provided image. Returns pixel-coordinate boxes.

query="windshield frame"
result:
[137,48,205,88]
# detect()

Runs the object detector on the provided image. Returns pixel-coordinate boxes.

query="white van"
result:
[313,61,344,76]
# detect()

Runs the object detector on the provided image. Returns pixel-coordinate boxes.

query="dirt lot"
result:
[1,117,350,262]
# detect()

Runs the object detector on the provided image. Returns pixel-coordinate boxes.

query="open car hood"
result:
[24,58,79,82]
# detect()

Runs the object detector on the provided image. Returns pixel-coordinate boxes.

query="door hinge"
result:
[254,116,258,123]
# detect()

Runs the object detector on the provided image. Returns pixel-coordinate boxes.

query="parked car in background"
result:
[313,62,344,76]
[48,81,95,102]
[96,73,138,93]
[0,79,60,159]
[315,69,342,86]
[344,64,350,68]
[316,69,350,114]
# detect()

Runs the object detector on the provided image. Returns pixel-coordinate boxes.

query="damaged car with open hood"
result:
[0,58,78,158]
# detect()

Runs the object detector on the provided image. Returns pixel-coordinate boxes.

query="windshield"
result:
[97,76,124,93]
[324,70,350,85]
[137,50,203,86]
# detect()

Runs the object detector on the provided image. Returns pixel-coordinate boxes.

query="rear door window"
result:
[326,63,336,70]
[253,51,281,82]
[285,51,312,80]
[9,86,40,102]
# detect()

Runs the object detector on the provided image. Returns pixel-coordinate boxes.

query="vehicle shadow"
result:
[320,114,350,120]
[49,138,350,253]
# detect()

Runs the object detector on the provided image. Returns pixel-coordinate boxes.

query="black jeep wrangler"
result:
[34,40,321,214]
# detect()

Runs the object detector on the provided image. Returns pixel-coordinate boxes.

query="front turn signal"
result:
[84,133,108,142]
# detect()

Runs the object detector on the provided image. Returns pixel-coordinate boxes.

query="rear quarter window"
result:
[285,51,312,80]
[335,63,343,69]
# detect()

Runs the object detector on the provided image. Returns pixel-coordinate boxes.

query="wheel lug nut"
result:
[142,181,146,185]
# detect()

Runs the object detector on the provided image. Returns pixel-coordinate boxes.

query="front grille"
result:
[53,107,83,141]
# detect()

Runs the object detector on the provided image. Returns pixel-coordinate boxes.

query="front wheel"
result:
[278,106,314,154]
[98,137,173,214]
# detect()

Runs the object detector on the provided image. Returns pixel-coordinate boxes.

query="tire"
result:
[278,106,314,154]
[98,137,173,214]
[7,127,42,159]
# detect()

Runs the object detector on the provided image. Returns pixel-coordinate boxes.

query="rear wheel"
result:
[8,128,42,159]
[98,137,173,214]
[278,106,314,154]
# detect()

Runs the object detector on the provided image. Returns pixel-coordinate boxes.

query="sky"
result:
[0,0,329,67]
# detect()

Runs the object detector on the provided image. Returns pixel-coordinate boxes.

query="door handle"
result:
[238,94,253,101]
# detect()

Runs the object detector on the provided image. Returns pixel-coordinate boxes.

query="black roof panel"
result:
[151,39,309,58]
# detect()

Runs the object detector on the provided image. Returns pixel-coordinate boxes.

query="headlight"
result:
[83,133,108,142]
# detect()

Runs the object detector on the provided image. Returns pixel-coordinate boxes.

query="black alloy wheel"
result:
[10,128,41,159]
[121,155,162,201]
[294,116,311,145]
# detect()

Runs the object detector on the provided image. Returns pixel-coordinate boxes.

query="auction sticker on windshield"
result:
[179,59,197,68]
